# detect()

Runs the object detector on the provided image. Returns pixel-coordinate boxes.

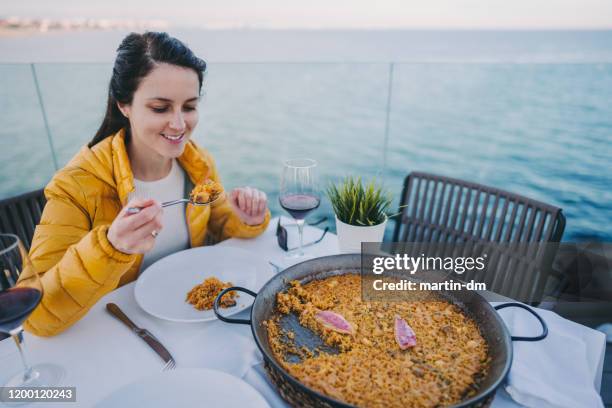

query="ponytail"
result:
[88,94,129,148]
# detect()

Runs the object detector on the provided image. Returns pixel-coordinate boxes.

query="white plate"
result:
[95,368,270,408]
[135,246,269,322]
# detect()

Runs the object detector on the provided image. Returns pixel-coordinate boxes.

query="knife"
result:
[105,303,175,366]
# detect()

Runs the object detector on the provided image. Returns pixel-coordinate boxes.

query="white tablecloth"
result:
[0,217,606,407]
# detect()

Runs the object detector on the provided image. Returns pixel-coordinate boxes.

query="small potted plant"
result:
[326,176,392,253]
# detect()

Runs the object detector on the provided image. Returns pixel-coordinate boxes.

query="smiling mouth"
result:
[161,133,185,142]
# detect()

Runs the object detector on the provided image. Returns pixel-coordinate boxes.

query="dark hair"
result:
[89,32,206,147]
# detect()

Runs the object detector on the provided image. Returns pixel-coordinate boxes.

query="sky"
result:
[3,0,612,29]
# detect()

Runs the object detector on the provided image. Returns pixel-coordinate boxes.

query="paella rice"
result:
[189,180,223,204]
[265,274,490,408]
[186,276,238,310]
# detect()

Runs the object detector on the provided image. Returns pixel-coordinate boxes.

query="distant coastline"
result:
[0,17,169,37]
[2,16,611,37]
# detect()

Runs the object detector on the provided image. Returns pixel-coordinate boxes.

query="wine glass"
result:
[0,233,64,388]
[279,159,320,258]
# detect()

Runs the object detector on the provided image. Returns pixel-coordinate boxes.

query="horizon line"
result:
[2,26,612,32]
[1,16,612,31]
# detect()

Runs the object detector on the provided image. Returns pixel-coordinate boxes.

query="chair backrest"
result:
[0,189,46,251]
[393,172,565,303]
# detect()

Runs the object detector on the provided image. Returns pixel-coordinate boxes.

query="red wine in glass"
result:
[0,287,42,334]
[280,159,320,257]
[279,194,320,220]
[0,233,64,387]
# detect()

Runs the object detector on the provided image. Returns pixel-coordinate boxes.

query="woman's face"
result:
[118,63,200,159]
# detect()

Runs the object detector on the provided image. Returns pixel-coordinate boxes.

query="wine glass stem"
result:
[296,219,305,256]
[10,328,33,381]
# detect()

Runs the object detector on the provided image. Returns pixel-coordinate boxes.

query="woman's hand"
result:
[229,187,268,226]
[107,199,163,254]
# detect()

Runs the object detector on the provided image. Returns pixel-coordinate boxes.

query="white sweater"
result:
[129,159,190,272]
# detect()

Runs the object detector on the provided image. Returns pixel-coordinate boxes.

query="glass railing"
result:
[0,64,58,195]
[1,62,611,242]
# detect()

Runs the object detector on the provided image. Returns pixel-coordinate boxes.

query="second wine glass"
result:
[0,234,65,390]
[279,159,320,258]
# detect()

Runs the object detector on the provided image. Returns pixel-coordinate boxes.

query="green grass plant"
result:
[326,176,393,226]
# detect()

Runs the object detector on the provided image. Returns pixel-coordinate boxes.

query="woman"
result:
[20,32,270,336]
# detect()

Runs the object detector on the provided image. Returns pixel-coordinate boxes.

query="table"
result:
[0,217,606,407]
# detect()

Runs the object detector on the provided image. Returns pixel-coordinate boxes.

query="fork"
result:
[126,195,222,215]
[162,359,176,371]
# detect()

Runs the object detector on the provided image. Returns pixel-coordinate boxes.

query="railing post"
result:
[30,63,59,171]
[381,62,394,181]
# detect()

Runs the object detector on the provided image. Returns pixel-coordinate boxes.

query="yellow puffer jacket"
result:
[20,129,270,337]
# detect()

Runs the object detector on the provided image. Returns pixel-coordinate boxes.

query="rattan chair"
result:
[392,172,565,304]
[0,189,46,251]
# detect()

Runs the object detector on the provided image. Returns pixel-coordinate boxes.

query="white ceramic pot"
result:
[335,215,388,253]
